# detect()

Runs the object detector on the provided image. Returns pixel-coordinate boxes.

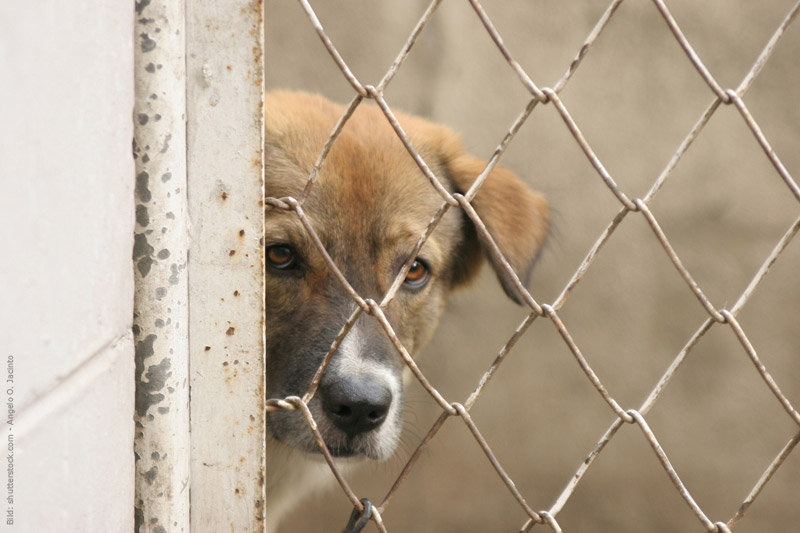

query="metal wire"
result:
[266,1,800,530]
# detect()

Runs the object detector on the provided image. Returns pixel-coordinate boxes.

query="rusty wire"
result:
[266,0,800,531]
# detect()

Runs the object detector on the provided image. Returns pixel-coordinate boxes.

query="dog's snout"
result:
[321,379,392,438]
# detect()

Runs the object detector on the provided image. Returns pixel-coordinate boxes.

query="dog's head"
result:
[265,91,548,460]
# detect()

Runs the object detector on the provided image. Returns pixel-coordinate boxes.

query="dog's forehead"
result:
[265,93,465,260]
[267,140,446,216]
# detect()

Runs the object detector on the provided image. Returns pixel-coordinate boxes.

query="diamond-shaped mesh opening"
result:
[561,421,709,531]
[554,217,711,406]
[663,0,798,89]
[648,325,796,506]
[651,111,800,306]
[558,2,715,196]
[265,0,800,531]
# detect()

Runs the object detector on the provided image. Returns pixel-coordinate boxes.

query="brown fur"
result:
[264,91,549,530]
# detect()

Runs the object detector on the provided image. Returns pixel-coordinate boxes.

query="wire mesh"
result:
[265,1,800,531]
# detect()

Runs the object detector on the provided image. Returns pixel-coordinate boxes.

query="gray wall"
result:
[0,1,135,531]
[266,1,800,531]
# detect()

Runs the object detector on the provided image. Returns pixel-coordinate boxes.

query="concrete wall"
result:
[0,1,135,531]
[265,1,800,531]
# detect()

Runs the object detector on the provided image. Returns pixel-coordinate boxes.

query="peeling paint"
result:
[168,263,179,285]
[138,255,154,277]
[135,355,172,418]
[136,204,150,227]
[140,33,157,53]
[136,171,152,202]
[134,506,144,532]
[134,0,151,15]
[145,466,158,485]
[133,233,153,259]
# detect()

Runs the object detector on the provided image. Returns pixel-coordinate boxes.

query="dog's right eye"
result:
[266,244,297,270]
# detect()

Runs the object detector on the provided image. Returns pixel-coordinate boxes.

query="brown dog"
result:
[264,91,548,529]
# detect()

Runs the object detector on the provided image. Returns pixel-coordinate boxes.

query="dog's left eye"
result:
[266,244,297,270]
[403,259,430,289]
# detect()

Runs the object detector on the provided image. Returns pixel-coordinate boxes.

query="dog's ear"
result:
[402,114,548,304]
[443,151,549,305]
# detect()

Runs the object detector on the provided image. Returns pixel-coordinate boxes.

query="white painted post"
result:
[186,1,267,530]
[133,0,191,531]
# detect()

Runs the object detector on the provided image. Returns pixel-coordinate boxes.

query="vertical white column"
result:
[186,0,267,530]
[133,0,191,531]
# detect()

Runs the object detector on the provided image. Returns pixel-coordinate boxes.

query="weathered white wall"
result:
[0,1,135,531]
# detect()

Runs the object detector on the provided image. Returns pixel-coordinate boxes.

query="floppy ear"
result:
[445,152,549,305]
[399,112,548,303]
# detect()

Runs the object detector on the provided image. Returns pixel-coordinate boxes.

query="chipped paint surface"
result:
[133,0,190,531]
[187,0,266,530]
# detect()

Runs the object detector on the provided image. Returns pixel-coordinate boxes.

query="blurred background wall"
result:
[265,1,800,531]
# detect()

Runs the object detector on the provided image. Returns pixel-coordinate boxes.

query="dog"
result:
[264,90,549,530]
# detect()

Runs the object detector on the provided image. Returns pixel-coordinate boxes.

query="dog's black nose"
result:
[321,379,392,438]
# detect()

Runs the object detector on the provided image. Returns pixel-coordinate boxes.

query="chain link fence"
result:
[265,1,800,530]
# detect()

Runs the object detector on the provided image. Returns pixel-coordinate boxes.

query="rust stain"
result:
[204,346,211,352]
[229,249,236,256]
[233,290,240,297]
[221,191,228,201]
[226,326,235,336]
